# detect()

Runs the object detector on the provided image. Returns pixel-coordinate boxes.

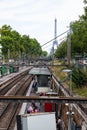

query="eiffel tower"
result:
[51,18,58,55]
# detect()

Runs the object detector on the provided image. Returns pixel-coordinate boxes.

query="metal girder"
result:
[27,64,67,67]
[0,96,87,104]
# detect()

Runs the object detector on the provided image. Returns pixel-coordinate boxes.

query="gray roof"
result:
[29,67,51,75]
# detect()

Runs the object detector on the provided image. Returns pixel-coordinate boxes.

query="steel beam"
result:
[0,96,87,104]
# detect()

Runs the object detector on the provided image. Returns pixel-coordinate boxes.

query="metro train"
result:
[29,67,52,94]
[17,67,84,130]
[16,67,60,130]
[29,67,58,112]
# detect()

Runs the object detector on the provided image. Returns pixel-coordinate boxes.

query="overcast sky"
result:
[0,0,84,53]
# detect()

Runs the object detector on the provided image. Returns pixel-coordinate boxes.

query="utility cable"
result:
[41,30,69,47]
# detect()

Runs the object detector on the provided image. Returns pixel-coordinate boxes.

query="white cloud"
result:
[0,0,84,53]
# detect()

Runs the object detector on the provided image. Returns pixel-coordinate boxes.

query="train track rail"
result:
[0,69,33,130]
[0,70,28,95]
[52,73,87,124]
[0,67,87,129]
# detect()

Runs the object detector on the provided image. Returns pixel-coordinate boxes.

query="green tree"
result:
[29,38,42,57]
[0,25,13,60]
[41,51,48,57]
[0,24,42,62]
[55,0,87,59]
[55,40,67,59]
[71,21,86,57]
[11,30,21,59]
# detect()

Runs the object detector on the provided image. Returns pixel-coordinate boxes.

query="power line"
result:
[41,30,69,47]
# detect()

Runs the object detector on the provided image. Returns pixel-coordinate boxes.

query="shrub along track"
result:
[52,73,87,128]
[0,70,33,130]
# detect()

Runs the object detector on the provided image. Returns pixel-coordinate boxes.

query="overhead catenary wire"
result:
[41,30,69,47]
[29,30,69,55]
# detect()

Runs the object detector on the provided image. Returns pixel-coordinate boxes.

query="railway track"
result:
[0,69,33,130]
[0,103,19,128]
[52,73,87,125]
[0,67,87,129]
[0,70,28,95]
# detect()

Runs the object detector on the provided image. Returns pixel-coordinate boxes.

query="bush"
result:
[72,68,87,88]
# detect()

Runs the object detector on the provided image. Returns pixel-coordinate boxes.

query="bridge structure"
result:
[0,96,87,104]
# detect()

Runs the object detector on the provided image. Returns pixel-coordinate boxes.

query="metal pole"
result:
[68,71,73,130]
[67,22,72,68]
[70,71,72,96]
[52,45,54,65]
[8,49,10,63]
[68,106,72,130]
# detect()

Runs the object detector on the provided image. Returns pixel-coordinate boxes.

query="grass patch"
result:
[51,61,87,97]
[73,88,87,97]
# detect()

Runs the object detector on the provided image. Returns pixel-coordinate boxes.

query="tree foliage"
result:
[41,51,48,57]
[54,1,87,88]
[0,25,42,61]
[72,68,87,88]
[55,41,67,58]
[55,0,87,59]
